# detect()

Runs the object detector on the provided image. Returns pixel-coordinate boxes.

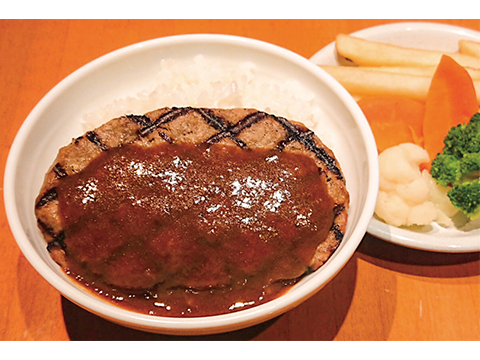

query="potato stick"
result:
[335,34,480,68]
[320,65,430,100]
[360,65,480,80]
[459,39,480,58]
[320,65,480,104]
[364,66,438,76]
[351,80,480,104]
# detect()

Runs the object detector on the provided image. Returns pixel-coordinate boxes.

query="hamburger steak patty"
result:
[34,107,349,315]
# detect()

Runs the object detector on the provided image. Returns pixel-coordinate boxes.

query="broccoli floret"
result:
[467,112,480,135]
[460,153,480,180]
[430,112,480,219]
[430,153,462,187]
[448,180,480,219]
[443,113,480,157]
[443,123,469,157]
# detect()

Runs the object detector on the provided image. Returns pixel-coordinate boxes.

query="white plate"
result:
[311,22,480,253]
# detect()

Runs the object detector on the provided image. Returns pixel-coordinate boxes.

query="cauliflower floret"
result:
[375,143,456,228]
[379,143,427,184]
[421,170,458,218]
[375,192,411,227]
[396,176,432,204]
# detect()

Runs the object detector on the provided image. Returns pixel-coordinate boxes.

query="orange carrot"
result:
[357,95,425,153]
[423,55,479,164]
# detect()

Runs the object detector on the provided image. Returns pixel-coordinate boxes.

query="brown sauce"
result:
[56,142,334,317]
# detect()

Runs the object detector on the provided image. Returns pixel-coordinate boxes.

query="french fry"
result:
[319,65,480,103]
[320,65,430,100]
[335,34,480,68]
[459,39,480,58]
[360,65,480,80]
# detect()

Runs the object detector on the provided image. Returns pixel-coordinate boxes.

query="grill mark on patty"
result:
[37,218,57,238]
[206,111,267,145]
[126,114,153,128]
[304,138,343,180]
[272,115,343,180]
[231,137,248,148]
[197,107,249,148]
[333,204,345,217]
[36,188,57,208]
[195,108,228,131]
[74,136,83,145]
[47,231,66,252]
[53,163,68,178]
[86,131,108,151]
[157,131,173,143]
[331,205,346,243]
[139,107,192,136]
[331,224,344,242]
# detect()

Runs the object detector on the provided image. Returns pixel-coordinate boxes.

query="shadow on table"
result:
[61,253,360,341]
[358,234,480,280]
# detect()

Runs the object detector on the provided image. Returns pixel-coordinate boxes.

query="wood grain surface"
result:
[1,19,479,341]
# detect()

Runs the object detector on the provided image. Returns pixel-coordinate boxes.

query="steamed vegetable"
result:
[375,143,455,227]
[430,113,480,219]
[448,181,480,219]
[422,55,479,165]
[357,95,424,153]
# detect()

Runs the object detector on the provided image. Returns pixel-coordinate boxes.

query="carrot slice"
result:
[357,95,425,153]
[423,55,479,164]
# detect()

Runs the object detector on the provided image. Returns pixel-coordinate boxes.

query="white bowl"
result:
[4,34,379,335]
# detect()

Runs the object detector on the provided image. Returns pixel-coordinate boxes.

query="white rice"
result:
[81,54,325,133]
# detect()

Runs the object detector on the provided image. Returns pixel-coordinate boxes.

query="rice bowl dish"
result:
[4,34,379,335]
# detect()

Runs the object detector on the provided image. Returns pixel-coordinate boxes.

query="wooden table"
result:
[1,19,479,341]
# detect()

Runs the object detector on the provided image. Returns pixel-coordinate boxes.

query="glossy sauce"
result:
[57,142,334,317]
